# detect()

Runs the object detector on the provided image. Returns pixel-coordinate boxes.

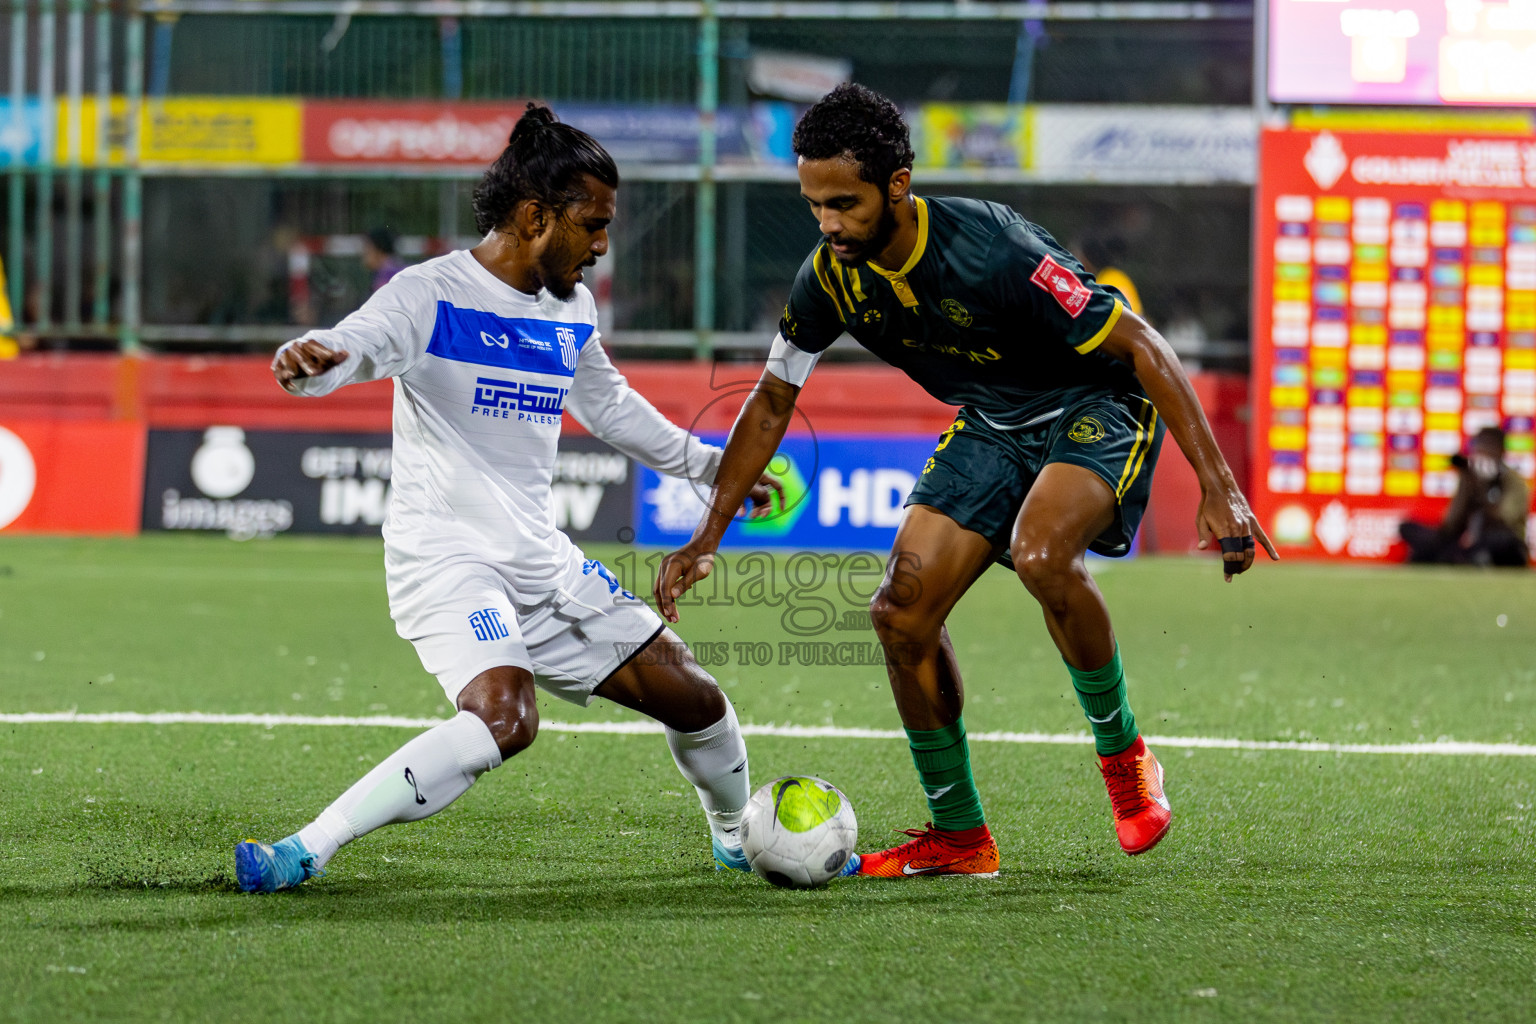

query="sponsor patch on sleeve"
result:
[1029,255,1092,319]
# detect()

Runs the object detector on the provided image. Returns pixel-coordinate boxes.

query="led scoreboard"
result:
[1269,0,1536,107]
[1253,126,1536,560]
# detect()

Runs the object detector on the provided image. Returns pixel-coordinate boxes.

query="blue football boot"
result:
[838,852,862,877]
[235,835,323,893]
[712,836,751,872]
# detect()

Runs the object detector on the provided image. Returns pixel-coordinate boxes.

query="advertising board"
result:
[0,420,144,534]
[1028,106,1257,183]
[0,99,45,167]
[635,435,936,550]
[1252,126,1536,560]
[142,429,631,541]
[913,104,1031,170]
[63,97,302,166]
[301,101,771,166]
[302,101,525,165]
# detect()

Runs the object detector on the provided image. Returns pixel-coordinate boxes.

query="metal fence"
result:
[1,0,1256,362]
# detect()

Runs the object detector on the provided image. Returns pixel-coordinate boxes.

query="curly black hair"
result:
[471,104,620,236]
[791,83,914,187]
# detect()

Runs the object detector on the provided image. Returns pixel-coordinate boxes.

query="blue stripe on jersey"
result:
[425,301,594,377]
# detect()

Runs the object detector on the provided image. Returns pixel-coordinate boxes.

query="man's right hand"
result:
[272,338,349,393]
[653,540,719,624]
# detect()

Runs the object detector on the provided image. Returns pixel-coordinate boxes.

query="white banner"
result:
[1029,106,1257,184]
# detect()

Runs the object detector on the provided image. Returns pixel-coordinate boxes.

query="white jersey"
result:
[282,248,721,595]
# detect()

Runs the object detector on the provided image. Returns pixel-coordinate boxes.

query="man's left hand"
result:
[1196,485,1279,581]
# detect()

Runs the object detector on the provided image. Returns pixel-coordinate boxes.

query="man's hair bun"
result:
[472,104,619,235]
[508,102,558,144]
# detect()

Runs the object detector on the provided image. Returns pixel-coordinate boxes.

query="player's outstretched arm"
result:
[272,276,427,396]
[272,338,350,394]
[565,339,781,521]
[654,368,799,622]
[1097,311,1278,581]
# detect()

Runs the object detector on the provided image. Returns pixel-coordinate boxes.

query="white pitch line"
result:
[1,711,1533,757]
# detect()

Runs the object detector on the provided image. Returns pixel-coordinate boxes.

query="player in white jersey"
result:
[235,105,778,892]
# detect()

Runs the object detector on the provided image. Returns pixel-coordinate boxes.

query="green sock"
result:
[906,719,986,831]
[1068,646,1139,757]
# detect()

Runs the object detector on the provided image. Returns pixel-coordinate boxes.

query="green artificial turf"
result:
[0,536,1533,1022]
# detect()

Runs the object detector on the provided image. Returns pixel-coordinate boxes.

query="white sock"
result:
[296,710,503,869]
[666,701,750,849]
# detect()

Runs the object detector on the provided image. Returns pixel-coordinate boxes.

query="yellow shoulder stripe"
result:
[1074,297,1124,355]
[831,260,857,312]
[812,246,847,319]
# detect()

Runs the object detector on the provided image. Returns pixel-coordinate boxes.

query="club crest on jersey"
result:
[1030,256,1092,318]
[861,309,883,326]
[469,608,510,642]
[556,326,580,370]
[941,299,972,327]
[779,305,795,337]
[1067,415,1106,444]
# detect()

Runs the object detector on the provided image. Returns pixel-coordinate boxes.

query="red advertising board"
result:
[302,101,529,165]
[1253,126,1536,561]
[0,420,146,534]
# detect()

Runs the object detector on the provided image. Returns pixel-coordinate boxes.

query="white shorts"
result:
[388,552,664,706]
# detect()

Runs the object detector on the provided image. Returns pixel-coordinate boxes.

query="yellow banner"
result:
[57,97,302,166]
[912,104,1031,170]
[1290,109,1536,136]
[0,254,14,357]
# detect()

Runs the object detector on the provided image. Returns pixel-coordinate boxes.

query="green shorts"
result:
[905,393,1165,561]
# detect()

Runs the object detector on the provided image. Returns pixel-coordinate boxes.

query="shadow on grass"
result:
[10,850,1529,943]
[82,867,242,894]
[46,799,1140,917]
[8,858,1135,933]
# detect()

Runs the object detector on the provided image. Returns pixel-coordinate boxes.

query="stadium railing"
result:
[1,0,1256,368]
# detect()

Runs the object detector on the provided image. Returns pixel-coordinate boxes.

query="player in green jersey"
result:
[656,84,1275,876]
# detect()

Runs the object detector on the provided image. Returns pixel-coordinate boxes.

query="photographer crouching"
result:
[1399,427,1531,568]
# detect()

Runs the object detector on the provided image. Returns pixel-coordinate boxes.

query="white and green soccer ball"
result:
[740,776,858,889]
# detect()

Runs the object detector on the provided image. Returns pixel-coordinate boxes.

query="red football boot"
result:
[1098,735,1171,855]
[853,822,999,878]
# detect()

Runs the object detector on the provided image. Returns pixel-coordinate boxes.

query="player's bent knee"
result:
[1011,541,1081,597]
[457,667,540,759]
[474,696,539,759]
[869,589,937,647]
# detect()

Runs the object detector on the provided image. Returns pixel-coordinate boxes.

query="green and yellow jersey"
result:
[774,195,1143,428]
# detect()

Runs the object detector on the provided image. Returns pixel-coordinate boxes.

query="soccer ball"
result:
[740,776,858,888]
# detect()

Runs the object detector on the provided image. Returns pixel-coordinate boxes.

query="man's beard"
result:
[827,203,898,265]
[538,251,585,302]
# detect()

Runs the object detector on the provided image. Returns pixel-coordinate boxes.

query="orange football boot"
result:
[853,822,999,878]
[1098,735,1171,855]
